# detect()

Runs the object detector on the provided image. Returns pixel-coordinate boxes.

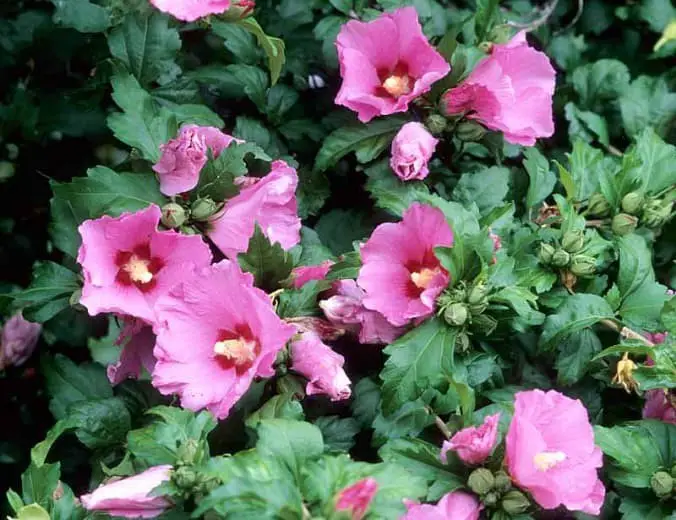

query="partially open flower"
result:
[390,122,438,181]
[0,313,41,370]
[149,0,231,22]
[401,491,482,520]
[335,477,378,520]
[440,413,500,465]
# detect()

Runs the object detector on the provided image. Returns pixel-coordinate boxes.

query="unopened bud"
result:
[468,468,495,495]
[444,303,469,327]
[161,203,187,229]
[173,466,197,490]
[561,230,585,253]
[468,302,489,316]
[0,161,15,181]
[494,471,512,493]
[455,332,471,353]
[612,213,638,236]
[650,471,673,497]
[483,491,499,507]
[455,121,487,142]
[570,255,596,277]
[538,243,555,265]
[621,192,645,215]
[467,284,489,305]
[425,114,448,136]
[472,314,498,336]
[587,193,610,217]
[501,490,530,514]
[641,198,673,228]
[177,439,199,466]
[191,198,218,221]
[551,249,571,268]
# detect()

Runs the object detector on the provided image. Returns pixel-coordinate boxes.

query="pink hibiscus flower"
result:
[149,0,231,22]
[107,317,157,385]
[505,389,605,514]
[390,122,438,181]
[357,203,453,327]
[441,31,555,146]
[207,160,301,259]
[335,477,378,520]
[77,205,212,324]
[440,413,500,465]
[335,7,450,123]
[152,260,295,419]
[401,491,482,520]
[643,389,676,424]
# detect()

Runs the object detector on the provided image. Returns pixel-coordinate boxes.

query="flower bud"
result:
[612,213,638,236]
[456,121,487,142]
[570,255,597,277]
[468,468,495,496]
[455,332,471,353]
[468,302,489,316]
[494,471,512,493]
[161,203,187,229]
[641,198,673,228]
[587,193,610,217]
[650,471,673,497]
[172,466,198,490]
[444,303,469,327]
[0,160,15,182]
[551,249,571,268]
[472,314,498,336]
[191,198,218,221]
[501,490,530,514]
[482,491,499,507]
[538,243,555,265]
[0,313,41,370]
[621,191,645,215]
[467,284,489,306]
[176,439,199,466]
[561,230,585,254]
[425,114,448,136]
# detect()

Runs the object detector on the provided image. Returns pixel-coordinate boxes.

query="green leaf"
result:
[246,394,304,428]
[238,226,295,290]
[325,251,361,281]
[523,147,556,210]
[256,419,324,480]
[453,166,510,215]
[620,76,676,139]
[211,21,260,64]
[298,227,336,265]
[619,497,674,520]
[540,293,615,349]
[12,262,79,323]
[638,0,676,32]
[316,209,371,256]
[564,102,609,146]
[631,126,676,194]
[572,59,631,108]
[107,11,181,86]
[661,297,676,335]
[555,328,602,385]
[565,139,605,201]
[314,416,360,453]
[236,17,286,85]
[13,503,51,520]
[364,160,430,217]
[372,399,435,447]
[276,281,328,319]
[297,167,330,219]
[20,463,60,509]
[351,377,381,428]
[51,0,111,33]
[475,0,500,41]
[265,84,300,124]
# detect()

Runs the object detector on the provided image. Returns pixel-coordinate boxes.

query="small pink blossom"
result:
[0,313,41,370]
[441,32,555,146]
[152,260,295,419]
[505,389,605,514]
[77,205,212,324]
[390,122,438,181]
[335,477,378,520]
[401,491,482,520]
[80,465,172,519]
[335,7,450,123]
[643,389,676,424]
[153,125,239,196]
[440,413,500,465]
[358,203,453,327]
[149,0,231,22]
[107,317,157,385]
[207,160,301,259]
[291,261,334,289]
[290,331,351,401]
[647,332,667,344]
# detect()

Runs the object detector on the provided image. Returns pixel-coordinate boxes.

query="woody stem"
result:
[599,319,655,347]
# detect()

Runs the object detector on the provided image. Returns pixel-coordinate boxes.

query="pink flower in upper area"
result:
[107,318,157,385]
[441,413,500,465]
[357,203,453,327]
[290,331,351,401]
[335,7,450,123]
[80,465,172,519]
[320,280,405,344]
[152,260,295,419]
[440,31,555,146]
[335,477,378,520]
[401,491,482,520]
[149,0,231,22]
[153,125,239,196]
[643,389,676,424]
[0,313,41,370]
[505,389,605,514]
[390,122,438,181]
[207,160,301,259]
[77,205,212,324]
[291,261,334,289]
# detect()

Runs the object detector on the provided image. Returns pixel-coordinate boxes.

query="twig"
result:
[434,415,452,440]
[506,0,559,31]
[585,219,606,228]
[555,0,584,34]
[600,319,655,347]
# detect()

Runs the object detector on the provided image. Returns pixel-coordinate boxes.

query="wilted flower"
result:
[401,491,482,520]
[440,413,500,465]
[643,389,676,424]
[0,313,41,370]
[149,0,231,22]
[390,122,438,181]
[335,477,378,520]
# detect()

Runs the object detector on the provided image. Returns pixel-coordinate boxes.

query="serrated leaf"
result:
[316,209,371,256]
[236,18,286,85]
[631,126,676,194]
[555,328,602,385]
[572,59,630,108]
[238,225,294,290]
[314,416,360,453]
[256,419,324,480]
[453,166,510,215]
[51,0,110,33]
[246,394,304,428]
[523,147,555,210]
[364,160,431,217]
[12,263,80,323]
[276,281,327,319]
[620,76,676,138]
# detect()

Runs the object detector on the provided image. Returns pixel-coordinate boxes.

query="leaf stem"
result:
[599,319,655,347]
[434,414,452,440]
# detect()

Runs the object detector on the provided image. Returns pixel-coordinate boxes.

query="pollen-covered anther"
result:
[214,338,257,367]
[122,255,154,284]
[533,451,566,471]
[410,267,440,289]
[382,74,412,98]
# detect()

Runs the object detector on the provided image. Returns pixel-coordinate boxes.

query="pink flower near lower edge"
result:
[0,312,41,370]
[291,261,334,289]
[401,491,482,520]
[505,389,605,515]
[80,465,172,519]
[153,125,239,196]
[77,205,213,325]
[390,122,438,181]
[107,318,157,386]
[207,160,301,259]
[335,477,378,520]
[152,260,295,419]
[290,331,351,401]
[643,389,676,424]
[358,203,453,327]
[440,413,500,465]
[335,7,450,123]
[149,0,231,22]
[440,32,555,146]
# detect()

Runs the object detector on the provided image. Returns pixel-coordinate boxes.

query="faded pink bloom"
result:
[80,465,172,519]
[335,7,450,123]
[643,389,676,424]
[290,331,351,401]
[149,0,231,22]
[335,477,378,520]
[390,122,438,181]
[440,413,500,465]
[152,260,295,419]
[291,261,334,289]
[647,332,667,344]
[505,389,605,515]
[320,280,405,344]
[401,491,482,520]
[207,160,301,259]
[358,203,453,327]
[441,32,555,146]
[153,125,239,196]
[0,313,41,370]
[107,318,157,385]
[77,205,212,324]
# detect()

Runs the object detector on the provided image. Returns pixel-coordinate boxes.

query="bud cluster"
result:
[587,190,674,235]
[650,466,676,498]
[161,198,220,231]
[172,440,220,498]
[438,282,497,337]
[537,230,596,277]
[467,468,530,516]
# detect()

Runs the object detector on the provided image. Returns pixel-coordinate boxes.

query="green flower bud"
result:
[641,198,673,228]
[570,255,597,277]
[468,468,495,495]
[161,203,187,229]
[650,470,673,497]
[472,314,498,336]
[0,161,15,182]
[482,491,499,507]
[621,191,645,215]
[612,213,638,236]
[468,284,489,305]
[191,198,218,221]
[561,230,585,254]
[444,303,469,327]
[455,332,471,353]
[551,249,571,268]
[456,121,487,142]
[425,114,448,136]
[501,490,530,515]
[173,466,197,490]
[494,471,512,493]
[468,302,489,316]
[177,439,199,466]
[587,193,611,218]
[538,243,555,265]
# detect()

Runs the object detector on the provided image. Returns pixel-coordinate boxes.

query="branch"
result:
[555,0,584,34]
[506,0,559,31]
[600,319,655,347]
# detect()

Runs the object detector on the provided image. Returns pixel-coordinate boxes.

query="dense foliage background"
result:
[1,0,675,518]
